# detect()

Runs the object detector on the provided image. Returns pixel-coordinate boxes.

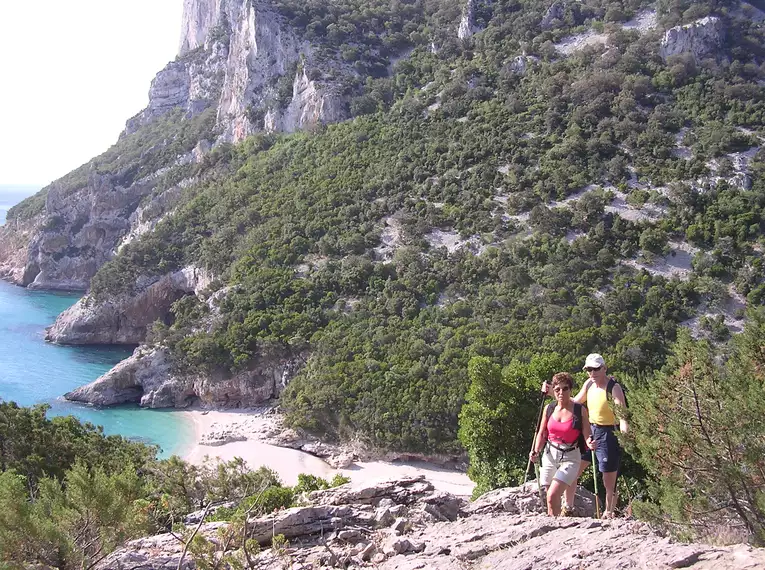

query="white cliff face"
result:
[130,0,348,141]
[458,0,476,39]
[660,16,725,61]
[280,69,347,133]
[125,41,228,134]
[172,0,348,144]
[216,2,302,141]
[179,0,225,55]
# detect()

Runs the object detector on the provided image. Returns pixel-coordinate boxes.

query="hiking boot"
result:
[602,510,616,519]
[560,505,574,517]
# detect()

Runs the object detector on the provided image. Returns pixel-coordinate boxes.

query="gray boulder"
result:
[541,1,565,30]
[660,16,725,61]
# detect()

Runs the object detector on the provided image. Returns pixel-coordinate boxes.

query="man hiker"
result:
[541,353,628,518]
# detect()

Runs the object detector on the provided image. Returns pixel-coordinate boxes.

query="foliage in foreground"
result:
[0,403,349,569]
[458,353,572,496]
[626,310,765,545]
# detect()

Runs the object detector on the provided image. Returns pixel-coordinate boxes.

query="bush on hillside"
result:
[625,310,765,544]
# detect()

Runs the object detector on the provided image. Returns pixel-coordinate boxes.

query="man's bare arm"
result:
[612,383,629,433]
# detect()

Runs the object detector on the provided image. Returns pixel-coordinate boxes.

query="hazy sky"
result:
[0,1,184,186]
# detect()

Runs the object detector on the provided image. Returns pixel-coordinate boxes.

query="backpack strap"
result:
[606,377,628,407]
[545,403,555,421]
[573,403,587,454]
[547,402,583,426]
[581,379,594,408]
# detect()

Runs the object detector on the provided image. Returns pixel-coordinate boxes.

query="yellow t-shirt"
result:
[586,381,617,426]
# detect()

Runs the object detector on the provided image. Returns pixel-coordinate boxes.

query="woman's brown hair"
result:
[551,372,575,390]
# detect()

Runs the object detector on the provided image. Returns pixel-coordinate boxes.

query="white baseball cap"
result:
[583,353,606,370]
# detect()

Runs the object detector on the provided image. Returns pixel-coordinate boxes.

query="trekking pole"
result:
[591,450,601,519]
[523,392,548,485]
[534,458,546,509]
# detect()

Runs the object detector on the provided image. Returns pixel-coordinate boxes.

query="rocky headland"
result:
[98,476,765,569]
[46,265,214,345]
[659,16,725,62]
[64,349,295,408]
[0,0,352,293]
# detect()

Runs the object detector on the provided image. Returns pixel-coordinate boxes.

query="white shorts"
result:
[539,443,582,487]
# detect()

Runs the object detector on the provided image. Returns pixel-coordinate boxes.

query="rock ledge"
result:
[97,477,765,569]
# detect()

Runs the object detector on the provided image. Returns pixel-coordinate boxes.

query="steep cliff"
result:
[457,0,478,39]
[0,171,180,290]
[129,0,347,143]
[0,216,42,286]
[0,0,353,292]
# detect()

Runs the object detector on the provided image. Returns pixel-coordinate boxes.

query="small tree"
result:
[627,323,765,544]
[458,354,568,496]
[0,470,51,567]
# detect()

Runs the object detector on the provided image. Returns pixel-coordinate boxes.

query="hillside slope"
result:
[1,0,764,456]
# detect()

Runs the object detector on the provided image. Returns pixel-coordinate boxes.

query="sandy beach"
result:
[178,407,475,496]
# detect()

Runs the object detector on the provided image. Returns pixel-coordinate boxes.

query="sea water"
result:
[0,280,192,456]
[0,185,191,457]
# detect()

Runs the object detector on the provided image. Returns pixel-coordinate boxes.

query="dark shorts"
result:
[580,424,622,473]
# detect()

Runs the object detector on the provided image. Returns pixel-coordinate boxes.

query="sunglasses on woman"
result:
[553,386,571,392]
[584,366,602,372]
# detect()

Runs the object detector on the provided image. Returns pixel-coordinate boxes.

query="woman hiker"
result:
[530,372,596,516]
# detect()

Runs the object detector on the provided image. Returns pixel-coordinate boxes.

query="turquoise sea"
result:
[0,187,191,457]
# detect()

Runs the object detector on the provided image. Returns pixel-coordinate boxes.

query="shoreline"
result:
[175,406,475,496]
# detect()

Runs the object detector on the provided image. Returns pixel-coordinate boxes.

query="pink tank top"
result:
[547,415,580,445]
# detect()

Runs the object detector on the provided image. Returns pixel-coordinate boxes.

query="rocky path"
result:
[99,477,764,570]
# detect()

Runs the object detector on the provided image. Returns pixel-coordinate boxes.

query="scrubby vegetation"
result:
[0,402,349,568]
[6,0,765,545]
[625,310,765,544]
